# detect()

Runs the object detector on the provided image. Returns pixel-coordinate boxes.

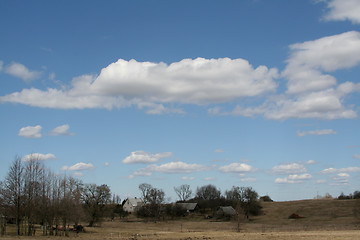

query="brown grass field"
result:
[2,199,360,239]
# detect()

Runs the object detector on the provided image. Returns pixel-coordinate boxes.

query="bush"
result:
[260,195,273,202]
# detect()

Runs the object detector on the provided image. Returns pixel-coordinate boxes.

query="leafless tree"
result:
[81,184,111,227]
[174,184,192,202]
[196,184,221,200]
[139,183,152,204]
[3,157,24,235]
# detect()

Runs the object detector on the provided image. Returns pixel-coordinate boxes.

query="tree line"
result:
[0,157,266,236]
[0,157,114,236]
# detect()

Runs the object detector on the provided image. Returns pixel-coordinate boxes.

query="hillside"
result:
[245,199,360,232]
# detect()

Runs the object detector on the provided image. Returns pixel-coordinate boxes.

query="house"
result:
[122,197,144,213]
[176,203,199,213]
[215,206,236,218]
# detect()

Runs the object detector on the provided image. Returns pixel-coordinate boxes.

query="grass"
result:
[1,199,360,239]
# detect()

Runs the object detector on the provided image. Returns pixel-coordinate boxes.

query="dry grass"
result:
[2,199,360,239]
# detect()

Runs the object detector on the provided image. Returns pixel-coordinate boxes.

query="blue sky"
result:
[1,0,360,201]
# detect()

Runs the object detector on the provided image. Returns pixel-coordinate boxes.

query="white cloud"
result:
[122,151,173,164]
[275,173,312,184]
[129,161,209,178]
[204,177,216,181]
[321,166,360,174]
[22,153,56,162]
[0,61,3,71]
[0,58,278,111]
[18,125,42,138]
[61,162,95,171]
[305,160,316,165]
[50,124,74,136]
[219,162,253,173]
[272,163,307,175]
[283,31,360,94]
[353,154,360,159]
[297,129,338,137]
[104,162,110,167]
[5,62,41,82]
[241,177,256,182]
[181,176,195,181]
[322,0,360,24]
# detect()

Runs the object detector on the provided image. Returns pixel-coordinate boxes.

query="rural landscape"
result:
[1,158,360,239]
[1,0,360,239]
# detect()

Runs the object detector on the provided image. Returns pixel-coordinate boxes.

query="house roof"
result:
[217,206,236,215]
[125,198,143,207]
[176,202,198,211]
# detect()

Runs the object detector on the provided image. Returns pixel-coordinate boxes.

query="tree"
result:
[137,184,165,219]
[3,157,24,235]
[195,184,221,200]
[81,184,111,227]
[139,183,152,204]
[174,184,192,202]
[225,186,262,219]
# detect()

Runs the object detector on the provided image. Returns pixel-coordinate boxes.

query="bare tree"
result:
[196,184,221,200]
[174,184,192,202]
[3,157,24,235]
[225,186,261,219]
[139,183,152,204]
[81,184,111,227]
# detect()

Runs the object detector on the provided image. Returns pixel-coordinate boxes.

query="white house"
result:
[123,197,144,213]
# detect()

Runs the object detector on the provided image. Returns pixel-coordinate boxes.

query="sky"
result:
[0,0,360,202]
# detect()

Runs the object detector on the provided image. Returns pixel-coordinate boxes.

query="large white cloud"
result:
[18,125,42,138]
[283,31,360,95]
[322,0,360,24]
[0,58,278,111]
[5,62,41,82]
[275,173,312,184]
[122,151,173,164]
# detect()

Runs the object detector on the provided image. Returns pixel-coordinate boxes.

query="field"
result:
[2,199,360,239]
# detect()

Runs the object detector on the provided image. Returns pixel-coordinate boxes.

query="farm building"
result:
[176,203,199,213]
[123,197,144,213]
[216,206,236,218]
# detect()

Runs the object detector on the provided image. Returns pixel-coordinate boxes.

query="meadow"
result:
[2,199,360,240]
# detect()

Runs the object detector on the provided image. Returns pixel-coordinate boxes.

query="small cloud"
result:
[321,167,360,174]
[5,62,41,82]
[272,163,307,175]
[50,124,74,136]
[40,47,53,53]
[305,160,316,165]
[214,149,224,153]
[181,176,195,181]
[0,61,3,71]
[241,177,256,182]
[219,162,253,173]
[22,153,56,162]
[18,125,42,138]
[104,162,110,167]
[61,162,95,171]
[297,129,338,137]
[122,151,173,164]
[204,177,216,181]
[353,154,360,159]
[275,173,312,184]
[49,72,56,80]
[316,179,327,184]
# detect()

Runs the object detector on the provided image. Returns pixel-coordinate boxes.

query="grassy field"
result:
[2,199,360,239]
